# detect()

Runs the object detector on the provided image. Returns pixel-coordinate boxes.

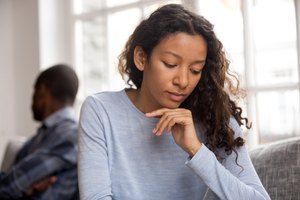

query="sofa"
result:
[249,136,300,200]
[2,137,299,200]
[1,137,27,172]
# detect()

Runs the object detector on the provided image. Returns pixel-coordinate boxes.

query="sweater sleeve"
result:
[186,118,271,200]
[78,96,112,200]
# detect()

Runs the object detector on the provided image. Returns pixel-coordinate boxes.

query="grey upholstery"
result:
[249,137,300,200]
[204,137,300,200]
[1,138,27,172]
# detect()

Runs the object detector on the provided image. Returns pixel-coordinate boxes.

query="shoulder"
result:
[80,90,126,123]
[229,116,243,139]
[82,90,124,108]
[50,119,78,143]
[94,90,123,99]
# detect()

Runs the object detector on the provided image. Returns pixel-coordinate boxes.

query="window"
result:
[250,0,299,143]
[72,0,300,147]
[73,0,182,99]
[196,0,300,145]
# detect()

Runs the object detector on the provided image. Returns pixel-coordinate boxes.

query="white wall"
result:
[39,0,73,69]
[13,0,41,137]
[0,0,40,165]
[0,0,16,163]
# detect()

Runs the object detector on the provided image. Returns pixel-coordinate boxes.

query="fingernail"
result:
[152,127,156,133]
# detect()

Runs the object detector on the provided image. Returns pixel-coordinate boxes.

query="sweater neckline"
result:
[121,89,159,124]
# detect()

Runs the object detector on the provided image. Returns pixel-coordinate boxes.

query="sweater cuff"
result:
[185,145,216,181]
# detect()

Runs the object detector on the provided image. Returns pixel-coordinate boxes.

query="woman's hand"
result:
[146,108,202,157]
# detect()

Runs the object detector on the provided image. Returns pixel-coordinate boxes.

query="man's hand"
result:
[25,176,57,196]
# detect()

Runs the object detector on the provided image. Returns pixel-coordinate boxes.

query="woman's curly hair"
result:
[118,4,251,158]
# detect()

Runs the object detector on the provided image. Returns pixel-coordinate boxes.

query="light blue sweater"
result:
[78,90,270,200]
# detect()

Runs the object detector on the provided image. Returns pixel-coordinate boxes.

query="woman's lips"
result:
[167,91,186,102]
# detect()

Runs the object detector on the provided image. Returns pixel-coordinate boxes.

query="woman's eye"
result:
[163,62,176,68]
[190,69,202,75]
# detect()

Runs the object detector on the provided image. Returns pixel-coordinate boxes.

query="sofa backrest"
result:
[249,137,300,200]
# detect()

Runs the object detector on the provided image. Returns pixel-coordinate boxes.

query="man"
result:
[0,64,79,200]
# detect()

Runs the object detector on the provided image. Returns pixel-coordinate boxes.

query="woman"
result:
[78,4,270,200]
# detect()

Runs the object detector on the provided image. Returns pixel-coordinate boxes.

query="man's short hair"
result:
[35,64,79,105]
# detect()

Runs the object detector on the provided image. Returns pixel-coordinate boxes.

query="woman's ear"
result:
[134,46,146,71]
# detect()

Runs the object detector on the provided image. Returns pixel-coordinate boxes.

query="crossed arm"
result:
[0,151,65,199]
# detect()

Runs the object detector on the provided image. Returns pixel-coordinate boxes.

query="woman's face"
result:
[138,32,207,111]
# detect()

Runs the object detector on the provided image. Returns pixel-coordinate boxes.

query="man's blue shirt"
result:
[0,107,78,200]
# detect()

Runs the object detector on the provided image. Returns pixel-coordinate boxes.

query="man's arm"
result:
[0,150,66,199]
[25,176,57,196]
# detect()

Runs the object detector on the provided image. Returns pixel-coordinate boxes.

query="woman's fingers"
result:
[145,108,171,117]
[146,108,201,155]
[146,108,192,136]
[154,113,180,135]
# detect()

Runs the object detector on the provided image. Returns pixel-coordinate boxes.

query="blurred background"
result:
[0,0,299,165]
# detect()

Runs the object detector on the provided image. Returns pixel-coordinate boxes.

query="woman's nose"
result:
[173,67,189,89]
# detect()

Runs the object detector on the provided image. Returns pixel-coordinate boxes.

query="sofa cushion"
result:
[249,137,300,200]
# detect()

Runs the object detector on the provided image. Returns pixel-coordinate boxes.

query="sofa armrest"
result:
[1,137,27,172]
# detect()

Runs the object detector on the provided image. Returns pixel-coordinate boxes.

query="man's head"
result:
[32,64,79,121]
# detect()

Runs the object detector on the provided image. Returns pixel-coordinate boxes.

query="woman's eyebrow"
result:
[161,51,180,58]
[161,51,206,64]
[192,60,206,65]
